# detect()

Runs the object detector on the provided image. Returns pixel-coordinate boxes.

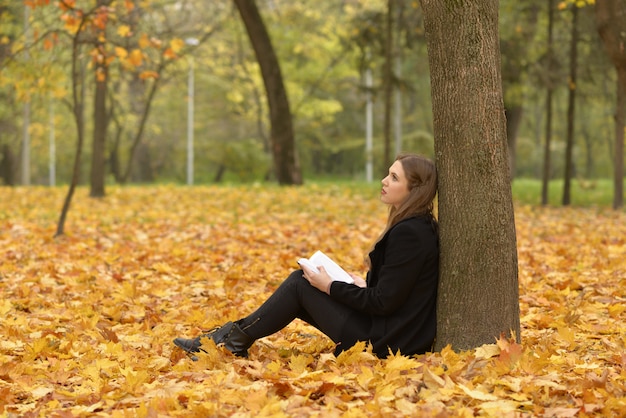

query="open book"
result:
[298,250,355,284]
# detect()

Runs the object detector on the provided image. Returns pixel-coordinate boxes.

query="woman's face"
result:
[380,160,410,208]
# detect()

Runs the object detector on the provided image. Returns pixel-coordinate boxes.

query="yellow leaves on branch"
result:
[163,38,185,60]
[0,186,625,416]
[127,49,144,67]
[61,13,81,35]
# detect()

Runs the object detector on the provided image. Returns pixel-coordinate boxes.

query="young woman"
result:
[173,153,439,359]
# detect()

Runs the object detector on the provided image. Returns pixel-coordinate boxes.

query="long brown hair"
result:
[369,154,438,260]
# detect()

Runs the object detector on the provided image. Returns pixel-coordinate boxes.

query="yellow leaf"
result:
[114,46,128,58]
[383,352,418,372]
[121,367,150,393]
[480,400,523,414]
[335,341,373,365]
[423,365,445,389]
[356,365,375,389]
[608,304,626,318]
[138,33,150,49]
[266,360,282,373]
[148,356,170,371]
[458,383,499,401]
[289,354,311,374]
[31,386,54,399]
[475,343,500,359]
[152,262,173,273]
[557,326,576,346]
[29,337,49,355]
[395,397,419,415]
[117,24,131,37]
[0,299,11,316]
[169,37,184,53]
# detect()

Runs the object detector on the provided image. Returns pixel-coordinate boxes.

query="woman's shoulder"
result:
[383,216,436,242]
[391,215,435,232]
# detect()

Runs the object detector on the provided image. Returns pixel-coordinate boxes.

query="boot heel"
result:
[173,321,254,358]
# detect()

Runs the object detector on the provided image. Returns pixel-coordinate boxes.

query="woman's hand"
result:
[350,274,367,288]
[302,265,333,294]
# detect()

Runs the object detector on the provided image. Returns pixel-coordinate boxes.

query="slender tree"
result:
[233,0,302,185]
[421,0,520,350]
[90,1,109,197]
[562,4,579,206]
[500,1,540,178]
[541,0,556,206]
[382,0,394,172]
[56,12,90,237]
[0,3,17,186]
[595,0,626,209]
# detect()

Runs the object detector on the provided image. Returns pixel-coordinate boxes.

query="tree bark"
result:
[90,43,108,197]
[56,35,87,237]
[0,4,17,186]
[233,0,302,185]
[541,0,556,206]
[421,0,520,350]
[504,105,523,177]
[382,0,394,173]
[562,5,579,206]
[0,144,15,186]
[595,0,626,209]
[120,71,161,184]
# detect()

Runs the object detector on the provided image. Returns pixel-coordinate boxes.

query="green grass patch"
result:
[512,178,620,208]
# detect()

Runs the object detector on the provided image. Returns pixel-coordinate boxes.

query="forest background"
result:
[0,0,621,200]
[1,1,626,416]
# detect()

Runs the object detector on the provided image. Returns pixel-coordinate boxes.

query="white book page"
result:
[298,250,354,284]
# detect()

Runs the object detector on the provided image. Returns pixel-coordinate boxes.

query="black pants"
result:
[236,270,370,354]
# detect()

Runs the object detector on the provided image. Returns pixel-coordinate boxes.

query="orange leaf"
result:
[496,335,523,367]
[128,49,143,67]
[162,47,177,60]
[139,70,159,80]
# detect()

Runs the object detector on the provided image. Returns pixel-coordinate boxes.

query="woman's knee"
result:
[286,269,306,282]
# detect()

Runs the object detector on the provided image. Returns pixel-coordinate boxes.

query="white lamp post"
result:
[49,96,56,186]
[185,37,199,185]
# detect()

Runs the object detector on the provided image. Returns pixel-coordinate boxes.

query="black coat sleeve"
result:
[328,219,435,315]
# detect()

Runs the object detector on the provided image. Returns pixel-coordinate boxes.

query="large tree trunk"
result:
[595,0,626,209]
[421,0,520,351]
[233,0,302,185]
[562,5,579,206]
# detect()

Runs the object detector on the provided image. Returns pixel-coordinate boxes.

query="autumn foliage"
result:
[1,185,625,417]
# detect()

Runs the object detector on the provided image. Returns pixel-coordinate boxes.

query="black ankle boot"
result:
[173,321,253,359]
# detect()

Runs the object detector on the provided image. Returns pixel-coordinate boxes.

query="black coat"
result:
[329,215,439,358]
